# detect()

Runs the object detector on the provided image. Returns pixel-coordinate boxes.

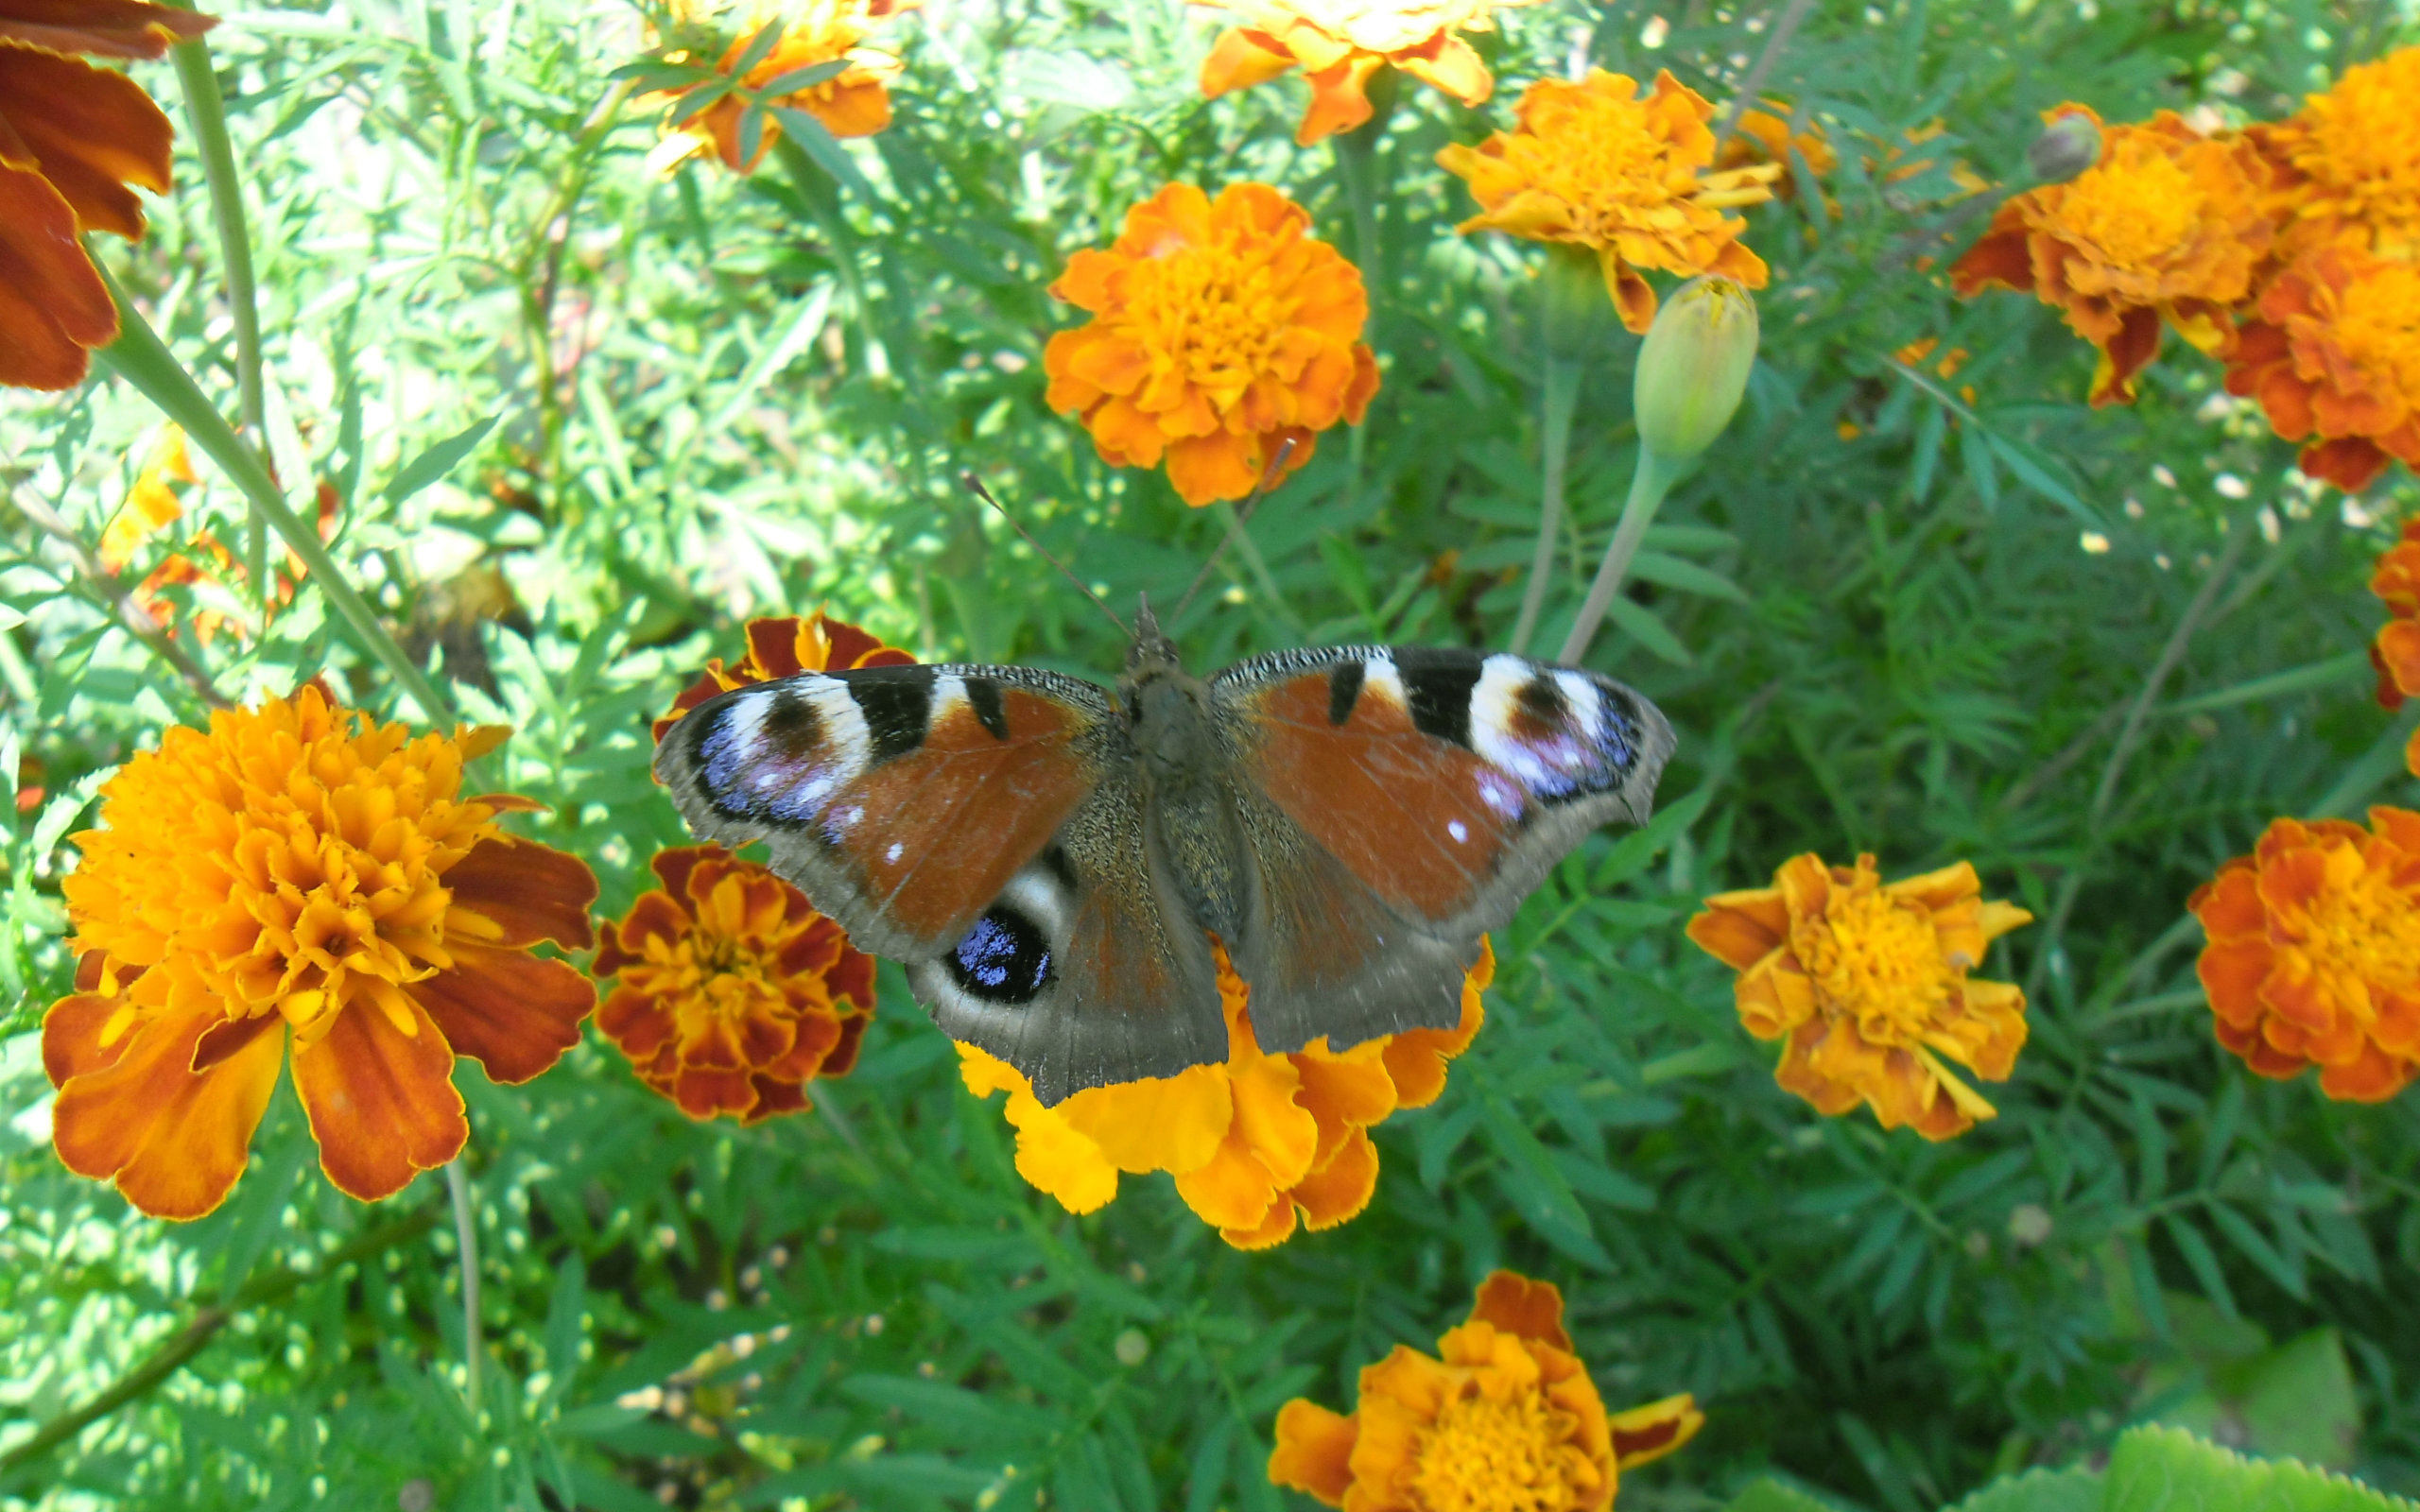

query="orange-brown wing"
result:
[1213,645,1673,1055]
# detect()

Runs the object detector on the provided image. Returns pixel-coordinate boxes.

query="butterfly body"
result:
[655,610,1673,1104]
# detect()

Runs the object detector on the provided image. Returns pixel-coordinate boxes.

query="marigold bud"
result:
[2027,109,2101,183]
[1633,274,1758,465]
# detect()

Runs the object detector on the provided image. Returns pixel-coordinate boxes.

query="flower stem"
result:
[94,265,452,723]
[774,137,890,384]
[1511,355,1582,655]
[445,1160,483,1414]
[169,33,270,608]
[1557,447,1684,664]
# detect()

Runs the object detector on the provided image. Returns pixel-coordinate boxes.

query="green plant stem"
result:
[0,1208,440,1478]
[93,265,451,724]
[521,82,631,484]
[445,1160,483,1413]
[1557,447,1684,665]
[169,34,269,602]
[775,137,890,384]
[1511,355,1582,655]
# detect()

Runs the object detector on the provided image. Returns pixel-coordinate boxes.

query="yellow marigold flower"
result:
[44,686,598,1219]
[1715,100,1839,197]
[959,940,1488,1248]
[1268,1270,1703,1510]
[97,422,196,575]
[0,0,213,389]
[1436,70,1780,335]
[652,610,916,744]
[645,0,920,176]
[2192,810,2420,1104]
[1043,181,1380,507]
[1949,105,2274,407]
[2222,242,2420,494]
[1686,853,2032,1141]
[1193,0,1537,146]
[2254,45,2420,261]
[595,844,873,1123]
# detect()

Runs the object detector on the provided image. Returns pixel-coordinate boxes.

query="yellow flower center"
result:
[1499,93,1683,233]
[2302,55,2420,226]
[1117,236,1296,403]
[1405,1385,1584,1512]
[1793,884,1954,1040]
[62,691,501,1045]
[2053,147,2204,268]
[2295,849,2420,999]
[2329,259,2420,400]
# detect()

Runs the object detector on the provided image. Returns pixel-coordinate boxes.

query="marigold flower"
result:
[1949,105,2273,407]
[44,686,598,1219]
[1686,853,2032,1141]
[2223,242,2420,493]
[652,610,915,744]
[1269,1270,1703,1510]
[1715,101,1838,196]
[2253,45,2420,261]
[2369,519,2420,713]
[98,421,196,574]
[2192,810,2420,1104]
[595,844,873,1123]
[1436,70,1779,335]
[1193,0,1537,146]
[0,0,212,389]
[959,940,1488,1248]
[645,0,920,176]
[96,426,338,644]
[1043,181,1379,507]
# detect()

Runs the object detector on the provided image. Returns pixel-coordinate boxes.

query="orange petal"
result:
[1392,33,1489,106]
[1685,902,1783,971]
[0,47,174,239]
[1165,428,1264,507]
[0,1,216,60]
[42,991,129,1086]
[1219,1194,1299,1249]
[1288,1124,1379,1229]
[1469,1269,1572,1350]
[442,835,598,949]
[1200,26,1296,99]
[293,997,467,1202]
[1294,51,1383,146]
[1609,1392,1705,1468]
[1173,1132,1285,1230]
[52,997,285,1220]
[0,161,113,389]
[1267,1400,1357,1506]
[409,941,595,1085]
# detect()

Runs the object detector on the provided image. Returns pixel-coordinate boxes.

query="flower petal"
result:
[441,835,598,949]
[1267,1400,1357,1506]
[293,997,467,1202]
[51,995,284,1220]
[410,941,595,1085]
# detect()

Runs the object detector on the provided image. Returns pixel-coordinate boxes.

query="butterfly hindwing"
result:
[1212,645,1673,1055]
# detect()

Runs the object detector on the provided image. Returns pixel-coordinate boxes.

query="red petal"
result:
[293,998,465,1202]
[1469,1270,1572,1350]
[410,941,595,1085]
[445,834,597,948]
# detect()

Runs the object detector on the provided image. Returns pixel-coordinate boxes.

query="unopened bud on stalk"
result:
[1633,275,1758,467]
[2027,109,2101,184]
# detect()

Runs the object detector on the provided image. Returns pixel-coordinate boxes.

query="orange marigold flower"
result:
[97,421,196,574]
[2253,45,2420,261]
[1949,105,2274,407]
[96,425,340,645]
[44,686,598,1219]
[645,0,921,176]
[1436,70,1780,334]
[1716,100,1839,197]
[0,0,212,389]
[652,610,915,744]
[959,940,1488,1248]
[2191,810,2420,1103]
[1043,181,1379,507]
[595,844,873,1123]
[1686,854,2032,1141]
[2223,242,2420,493]
[2370,519,2420,713]
[1268,1270,1703,1510]
[1193,0,1537,146]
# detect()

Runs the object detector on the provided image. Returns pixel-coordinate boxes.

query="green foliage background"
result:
[6,0,2420,1507]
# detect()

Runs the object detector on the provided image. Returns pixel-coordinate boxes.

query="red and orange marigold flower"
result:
[2192,810,2420,1104]
[1687,854,2032,1141]
[1043,181,1379,507]
[595,844,873,1123]
[644,0,921,176]
[1193,0,1537,146]
[652,610,914,744]
[1269,1270,1703,1510]
[45,686,598,1219]
[1436,69,1780,334]
[2369,519,2420,716]
[959,940,1488,1249]
[2223,242,2420,492]
[0,0,213,390]
[2252,44,2420,262]
[1950,105,2273,407]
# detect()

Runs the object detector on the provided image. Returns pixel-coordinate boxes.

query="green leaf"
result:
[2161,652,2369,714]
[1725,1478,1852,1512]
[2106,1424,2420,1512]
[1947,1466,2103,1512]
[1600,594,1692,665]
[383,414,501,506]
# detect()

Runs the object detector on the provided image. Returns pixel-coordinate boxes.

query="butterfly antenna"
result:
[1170,436,1296,623]
[960,472,1132,639]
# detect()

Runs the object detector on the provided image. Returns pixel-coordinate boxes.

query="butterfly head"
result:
[1126,593,1183,674]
